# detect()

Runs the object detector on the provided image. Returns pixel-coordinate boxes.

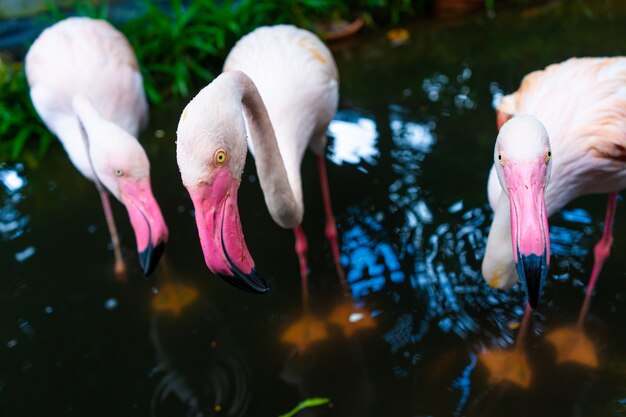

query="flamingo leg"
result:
[294,226,310,313]
[316,155,349,296]
[98,189,126,280]
[577,192,618,326]
[78,118,126,280]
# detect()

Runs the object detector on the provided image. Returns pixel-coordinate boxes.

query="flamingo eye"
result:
[498,153,504,165]
[115,169,124,177]
[545,149,552,164]
[214,149,228,165]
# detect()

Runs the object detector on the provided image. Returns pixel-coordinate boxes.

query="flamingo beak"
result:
[119,178,169,276]
[503,158,550,308]
[187,170,268,294]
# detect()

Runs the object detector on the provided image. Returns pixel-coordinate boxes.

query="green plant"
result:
[278,397,331,417]
[0,0,498,161]
[0,57,53,161]
[124,0,240,104]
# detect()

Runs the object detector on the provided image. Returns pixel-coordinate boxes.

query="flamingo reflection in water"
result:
[150,260,250,417]
[25,17,168,277]
[477,210,601,390]
[176,25,374,353]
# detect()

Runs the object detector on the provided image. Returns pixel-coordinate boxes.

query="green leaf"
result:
[278,398,331,417]
[11,126,32,160]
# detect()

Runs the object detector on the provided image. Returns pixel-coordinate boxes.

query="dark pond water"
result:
[2,2,626,416]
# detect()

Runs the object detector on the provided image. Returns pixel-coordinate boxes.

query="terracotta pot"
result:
[317,17,365,42]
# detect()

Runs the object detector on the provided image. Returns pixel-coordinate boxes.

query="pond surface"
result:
[2,2,626,416]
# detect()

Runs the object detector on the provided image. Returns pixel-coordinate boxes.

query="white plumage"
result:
[25,17,167,276]
[224,24,339,214]
[176,25,344,295]
[26,17,148,181]
[483,57,626,293]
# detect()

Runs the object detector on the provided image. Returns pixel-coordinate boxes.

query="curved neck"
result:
[71,95,109,192]
[482,194,518,289]
[50,95,107,182]
[230,70,303,228]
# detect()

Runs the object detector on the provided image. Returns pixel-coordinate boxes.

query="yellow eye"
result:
[214,149,228,165]
[115,169,124,177]
[498,153,504,166]
[545,149,551,164]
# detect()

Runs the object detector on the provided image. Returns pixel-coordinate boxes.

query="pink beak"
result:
[503,157,550,308]
[119,178,169,276]
[187,169,268,294]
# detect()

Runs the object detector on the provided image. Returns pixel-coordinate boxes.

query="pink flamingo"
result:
[26,17,168,276]
[482,57,626,308]
[176,25,343,300]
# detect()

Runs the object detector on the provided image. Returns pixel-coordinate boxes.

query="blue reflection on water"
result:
[0,163,29,242]
[452,353,477,417]
[338,108,597,364]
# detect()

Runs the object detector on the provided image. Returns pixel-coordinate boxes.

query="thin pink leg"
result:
[515,303,532,351]
[294,226,310,313]
[316,155,349,296]
[98,189,126,280]
[577,192,618,327]
[79,121,126,280]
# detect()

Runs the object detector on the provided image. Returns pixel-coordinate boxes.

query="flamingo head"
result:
[494,115,552,308]
[176,78,268,294]
[87,122,169,276]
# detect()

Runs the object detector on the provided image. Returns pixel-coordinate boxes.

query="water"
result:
[2,2,626,416]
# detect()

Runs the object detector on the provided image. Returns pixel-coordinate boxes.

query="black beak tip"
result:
[218,268,269,295]
[516,253,548,309]
[138,241,166,277]
[527,292,539,309]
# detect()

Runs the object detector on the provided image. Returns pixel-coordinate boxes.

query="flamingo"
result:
[25,17,168,276]
[176,25,343,297]
[482,57,626,308]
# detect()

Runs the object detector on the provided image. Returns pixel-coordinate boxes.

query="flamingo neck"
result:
[231,71,304,228]
[482,194,518,289]
[51,95,108,183]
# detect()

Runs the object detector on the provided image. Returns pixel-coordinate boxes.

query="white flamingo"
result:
[176,25,343,301]
[482,57,626,308]
[26,17,168,276]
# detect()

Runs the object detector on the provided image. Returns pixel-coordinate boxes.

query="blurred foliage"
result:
[0,56,53,163]
[0,0,492,161]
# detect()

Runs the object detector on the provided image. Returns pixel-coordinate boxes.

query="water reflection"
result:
[545,327,598,369]
[422,65,477,115]
[280,324,378,417]
[342,112,522,350]
[477,306,533,390]
[327,110,379,173]
[339,108,601,365]
[150,264,250,417]
[0,163,29,242]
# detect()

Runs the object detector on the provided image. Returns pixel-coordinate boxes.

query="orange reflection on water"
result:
[546,327,598,368]
[328,301,376,337]
[152,282,199,316]
[281,315,329,353]
[478,304,533,389]
[478,347,532,389]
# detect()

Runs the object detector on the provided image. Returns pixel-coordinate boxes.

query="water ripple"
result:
[0,163,29,242]
[328,109,379,172]
[339,110,598,365]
